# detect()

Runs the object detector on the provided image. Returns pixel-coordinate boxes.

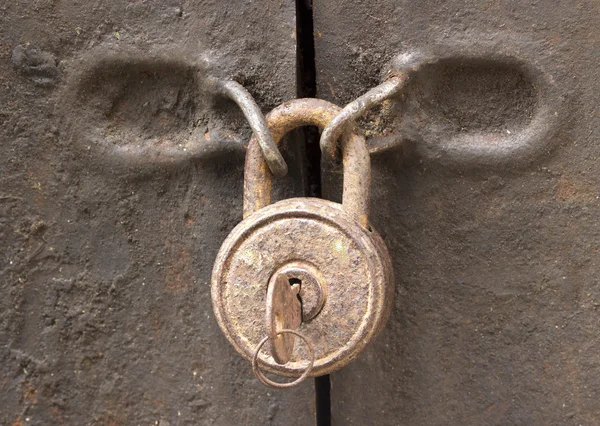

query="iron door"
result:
[0,1,315,425]
[313,1,600,425]
[3,0,600,425]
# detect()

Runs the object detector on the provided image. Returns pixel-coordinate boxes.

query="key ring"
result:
[252,329,315,388]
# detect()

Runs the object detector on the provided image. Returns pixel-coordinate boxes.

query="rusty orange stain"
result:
[327,81,336,98]
[185,213,195,226]
[165,246,193,293]
[49,406,64,422]
[157,111,172,127]
[21,381,37,404]
[555,175,598,204]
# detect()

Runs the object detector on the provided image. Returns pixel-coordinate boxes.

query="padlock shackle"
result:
[243,98,370,227]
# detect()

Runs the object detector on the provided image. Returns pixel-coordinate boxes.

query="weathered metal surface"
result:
[319,74,408,161]
[266,272,302,364]
[0,1,315,425]
[274,261,327,322]
[383,47,563,167]
[243,98,371,227]
[207,77,288,177]
[212,198,394,378]
[314,0,600,424]
[212,98,394,379]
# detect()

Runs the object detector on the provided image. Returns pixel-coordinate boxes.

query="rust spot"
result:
[164,247,192,293]
[555,175,598,204]
[111,98,128,117]
[49,406,64,422]
[21,381,37,404]
[157,110,172,127]
[12,417,23,426]
[184,212,195,225]
[326,81,336,98]
[484,400,510,418]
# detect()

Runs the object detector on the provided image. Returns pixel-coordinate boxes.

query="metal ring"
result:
[319,74,409,161]
[208,78,288,177]
[252,329,315,389]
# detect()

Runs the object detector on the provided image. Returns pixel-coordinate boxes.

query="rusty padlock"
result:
[211,98,394,385]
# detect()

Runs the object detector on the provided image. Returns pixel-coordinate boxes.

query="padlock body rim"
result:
[211,197,394,377]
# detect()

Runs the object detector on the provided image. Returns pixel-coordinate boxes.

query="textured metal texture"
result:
[212,198,394,377]
[212,98,393,379]
[207,77,288,177]
[314,0,600,424]
[243,98,371,227]
[0,1,315,425]
[319,74,408,161]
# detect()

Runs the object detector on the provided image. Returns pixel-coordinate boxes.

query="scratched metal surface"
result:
[314,1,600,424]
[0,1,315,425]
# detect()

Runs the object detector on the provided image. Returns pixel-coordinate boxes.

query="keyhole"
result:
[288,278,303,306]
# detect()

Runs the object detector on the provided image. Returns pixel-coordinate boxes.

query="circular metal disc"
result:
[211,198,394,377]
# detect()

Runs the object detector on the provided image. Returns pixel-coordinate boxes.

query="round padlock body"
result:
[211,197,394,377]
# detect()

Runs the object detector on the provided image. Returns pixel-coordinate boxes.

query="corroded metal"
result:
[252,329,315,389]
[243,98,371,227]
[384,48,563,167]
[212,98,394,379]
[275,261,327,322]
[319,74,409,161]
[3,1,310,423]
[266,272,302,364]
[212,198,394,377]
[207,77,288,177]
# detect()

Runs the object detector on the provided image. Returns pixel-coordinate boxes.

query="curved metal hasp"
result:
[319,75,408,161]
[319,52,439,161]
[243,98,371,227]
[207,77,288,177]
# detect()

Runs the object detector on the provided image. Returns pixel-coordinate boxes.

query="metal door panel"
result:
[0,1,314,425]
[314,1,600,424]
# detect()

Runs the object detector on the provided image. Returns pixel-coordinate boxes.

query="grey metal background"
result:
[314,1,600,425]
[3,0,600,425]
[0,1,315,425]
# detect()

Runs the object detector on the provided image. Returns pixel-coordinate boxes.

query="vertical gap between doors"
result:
[296,0,332,425]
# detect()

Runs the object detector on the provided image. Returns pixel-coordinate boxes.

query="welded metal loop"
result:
[319,74,409,161]
[243,98,371,227]
[252,329,315,389]
[208,78,288,177]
